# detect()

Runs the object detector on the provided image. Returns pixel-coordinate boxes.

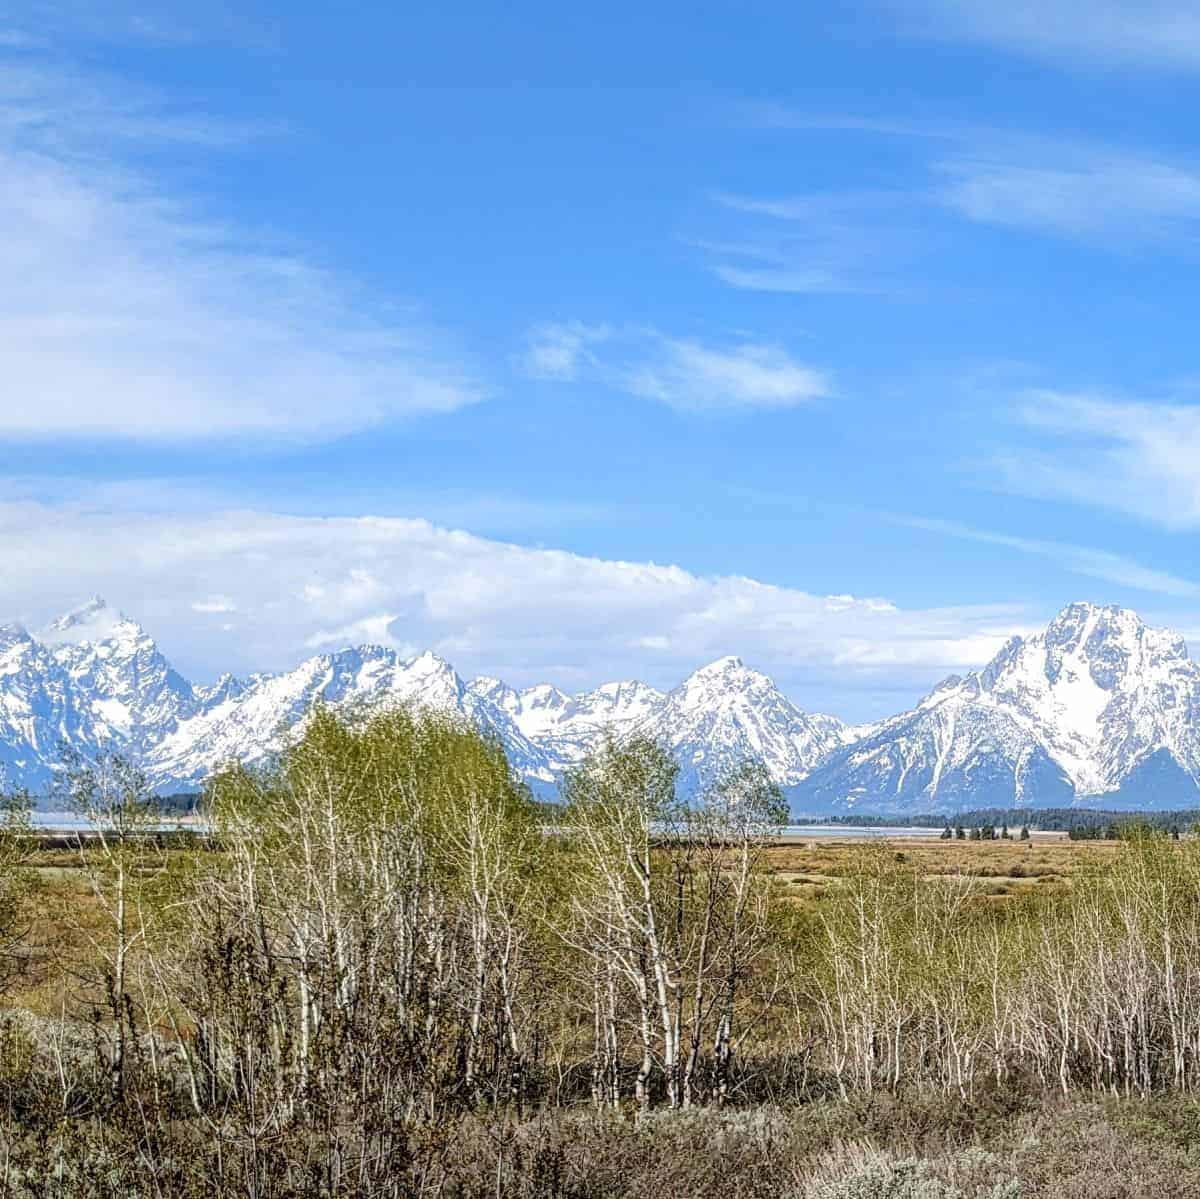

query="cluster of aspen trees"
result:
[803,835,1200,1098]
[54,706,789,1141]
[42,703,1200,1152]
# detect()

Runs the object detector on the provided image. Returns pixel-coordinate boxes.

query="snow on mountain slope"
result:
[0,622,79,792]
[641,656,852,790]
[41,598,198,756]
[0,598,852,795]
[794,603,1200,813]
[0,598,206,792]
[5,597,1198,810]
[468,678,575,740]
[147,646,552,789]
[468,676,667,772]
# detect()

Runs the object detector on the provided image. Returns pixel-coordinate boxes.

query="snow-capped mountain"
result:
[0,623,80,791]
[467,676,666,773]
[0,598,210,792]
[151,652,847,794]
[0,597,850,798]
[145,645,553,790]
[794,602,1200,813]
[42,598,199,758]
[3,597,1199,811]
[642,656,854,790]
[465,660,852,788]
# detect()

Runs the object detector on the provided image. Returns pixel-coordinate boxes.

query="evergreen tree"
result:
[940,826,952,840]
[1019,825,1030,841]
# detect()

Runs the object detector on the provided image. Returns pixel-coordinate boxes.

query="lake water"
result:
[780,825,947,839]
[27,811,203,832]
[23,814,947,838]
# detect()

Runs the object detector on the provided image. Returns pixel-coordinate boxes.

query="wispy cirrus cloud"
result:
[522,320,611,381]
[714,113,1200,286]
[995,392,1200,530]
[938,148,1200,243]
[0,1,270,49]
[890,0,1200,71]
[523,323,832,411]
[896,514,1200,597]
[625,338,830,411]
[697,190,917,294]
[0,50,481,443]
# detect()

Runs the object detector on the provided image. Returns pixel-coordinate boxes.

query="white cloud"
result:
[192,595,236,614]
[626,339,831,411]
[716,193,830,222]
[939,151,1200,242]
[998,392,1200,529]
[635,635,671,651]
[711,265,849,294]
[721,117,1200,254]
[524,323,833,412]
[0,54,481,441]
[894,0,1200,70]
[304,613,403,649]
[523,321,610,381]
[0,499,1032,718]
[0,1,270,49]
[699,188,922,295]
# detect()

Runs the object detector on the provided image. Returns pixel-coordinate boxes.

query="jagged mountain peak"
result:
[522,681,572,702]
[0,624,32,652]
[676,656,781,703]
[41,596,146,648]
[7,596,1198,813]
[1046,600,1140,636]
[194,672,247,708]
[654,656,847,789]
[407,648,451,669]
[968,602,1190,704]
[47,594,109,631]
[584,679,662,703]
[795,602,1200,814]
[687,654,749,679]
[1042,601,1186,660]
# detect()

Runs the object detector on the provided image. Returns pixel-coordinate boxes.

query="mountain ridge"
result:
[792,602,1200,812]
[2,598,1198,812]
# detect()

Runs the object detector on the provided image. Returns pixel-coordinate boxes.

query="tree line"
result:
[820,806,1200,836]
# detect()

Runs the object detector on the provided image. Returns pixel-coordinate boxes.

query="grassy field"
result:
[764,832,1120,903]
[0,833,1125,1016]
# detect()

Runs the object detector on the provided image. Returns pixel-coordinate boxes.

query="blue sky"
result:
[3,0,1200,719]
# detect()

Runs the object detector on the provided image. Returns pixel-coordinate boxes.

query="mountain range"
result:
[2,597,1199,812]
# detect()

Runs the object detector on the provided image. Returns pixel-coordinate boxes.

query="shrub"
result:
[799,1146,1020,1199]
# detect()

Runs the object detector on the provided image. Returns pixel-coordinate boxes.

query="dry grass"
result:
[3,850,136,1016]
[763,835,1121,905]
[0,835,1133,1010]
